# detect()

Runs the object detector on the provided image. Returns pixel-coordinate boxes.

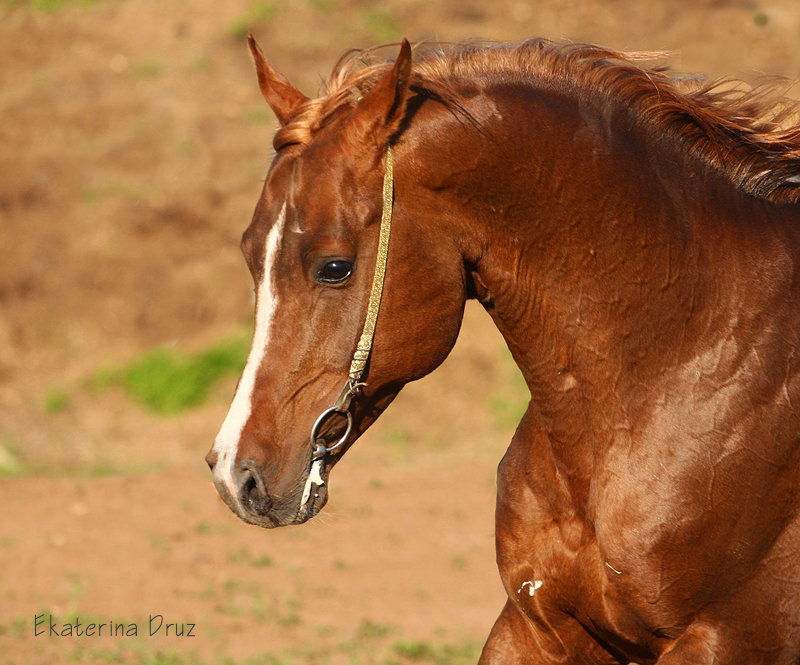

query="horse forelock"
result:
[271,39,800,204]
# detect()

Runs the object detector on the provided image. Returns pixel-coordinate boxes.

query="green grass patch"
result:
[98,337,248,414]
[133,58,163,79]
[250,1,278,21]
[357,618,393,639]
[228,1,279,40]
[489,346,529,432]
[228,17,252,41]
[384,426,411,459]
[251,554,275,567]
[191,54,212,72]
[43,388,70,413]
[79,181,137,202]
[177,138,196,156]
[1,0,103,11]
[488,393,526,431]
[363,9,402,42]
[38,629,481,665]
[0,441,27,477]
[392,639,481,664]
[277,612,301,627]
[307,0,335,11]
[245,106,274,124]
[65,646,206,665]
[451,553,467,569]
[0,614,27,639]
[43,461,164,478]
[227,545,275,568]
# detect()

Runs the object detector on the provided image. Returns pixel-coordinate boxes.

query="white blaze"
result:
[212,203,287,501]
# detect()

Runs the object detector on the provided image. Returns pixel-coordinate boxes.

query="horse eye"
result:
[316,260,353,284]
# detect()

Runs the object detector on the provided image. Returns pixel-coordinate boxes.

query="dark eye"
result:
[316,260,353,285]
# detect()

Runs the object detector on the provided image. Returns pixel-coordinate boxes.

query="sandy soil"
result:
[2,0,799,663]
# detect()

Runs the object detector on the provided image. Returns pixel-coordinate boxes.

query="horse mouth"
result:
[242,458,329,528]
[211,454,330,529]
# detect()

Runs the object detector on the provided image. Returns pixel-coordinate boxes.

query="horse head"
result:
[205,37,469,528]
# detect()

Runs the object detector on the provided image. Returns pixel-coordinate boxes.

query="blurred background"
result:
[1,1,799,663]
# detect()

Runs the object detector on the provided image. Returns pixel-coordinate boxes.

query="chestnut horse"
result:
[205,37,800,664]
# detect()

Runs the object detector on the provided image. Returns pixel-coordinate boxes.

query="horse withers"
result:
[206,36,800,664]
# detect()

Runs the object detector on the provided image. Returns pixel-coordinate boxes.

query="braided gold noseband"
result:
[310,146,394,458]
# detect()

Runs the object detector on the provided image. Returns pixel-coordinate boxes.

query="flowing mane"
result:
[275,39,800,204]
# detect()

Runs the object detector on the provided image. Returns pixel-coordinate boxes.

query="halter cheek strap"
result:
[348,145,394,382]
[309,146,394,458]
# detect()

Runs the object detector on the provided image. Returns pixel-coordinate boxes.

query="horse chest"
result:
[495,406,800,655]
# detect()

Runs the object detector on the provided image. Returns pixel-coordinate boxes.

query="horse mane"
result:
[274,39,800,205]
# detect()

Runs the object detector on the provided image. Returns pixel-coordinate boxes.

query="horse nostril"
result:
[237,460,272,515]
[205,450,218,471]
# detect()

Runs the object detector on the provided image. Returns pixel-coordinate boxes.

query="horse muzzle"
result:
[205,450,328,528]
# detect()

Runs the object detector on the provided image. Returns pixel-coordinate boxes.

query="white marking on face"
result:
[211,202,287,506]
[517,580,543,596]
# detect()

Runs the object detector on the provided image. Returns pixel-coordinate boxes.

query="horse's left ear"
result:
[350,39,413,146]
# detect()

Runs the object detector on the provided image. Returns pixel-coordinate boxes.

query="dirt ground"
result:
[2,0,800,663]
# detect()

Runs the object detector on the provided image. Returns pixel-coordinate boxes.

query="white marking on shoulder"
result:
[211,202,287,496]
[517,580,543,596]
[605,561,623,575]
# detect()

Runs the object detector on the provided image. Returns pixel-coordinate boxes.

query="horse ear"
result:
[350,39,413,146]
[247,33,309,126]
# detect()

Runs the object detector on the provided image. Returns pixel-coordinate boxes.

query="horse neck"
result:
[423,82,800,501]
[449,85,708,382]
